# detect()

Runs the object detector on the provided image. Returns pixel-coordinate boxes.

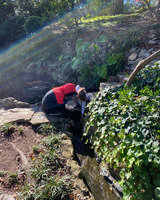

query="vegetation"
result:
[37,123,56,135]
[84,64,160,199]
[0,123,16,137]
[20,134,73,200]
[0,1,160,199]
[0,0,159,48]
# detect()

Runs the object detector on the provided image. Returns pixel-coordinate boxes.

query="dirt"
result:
[0,123,44,196]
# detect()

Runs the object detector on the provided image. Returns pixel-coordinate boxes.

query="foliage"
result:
[107,53,125,75]
[0,0,15,23]
[0,16,25,47]
[24,16,45,34]
[84,64,160,199]
[155,187,160,199]
[33,145,40,154]
[20,134,72,200]
[70,36,125,89]
[37,123,56,135]
[0,123,16,136]
[7,172,19,185]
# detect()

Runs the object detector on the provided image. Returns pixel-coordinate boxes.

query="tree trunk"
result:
[113,0,124,15]
[125,49,160,87]
[142,0,160,25]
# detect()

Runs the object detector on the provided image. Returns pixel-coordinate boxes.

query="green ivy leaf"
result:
[155,187,160,199]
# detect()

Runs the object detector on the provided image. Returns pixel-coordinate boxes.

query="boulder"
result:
[2,97,30,109]
[128,52,138,61]
[0,108,34,126]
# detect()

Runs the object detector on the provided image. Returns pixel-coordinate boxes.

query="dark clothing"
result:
[41,83,77,117]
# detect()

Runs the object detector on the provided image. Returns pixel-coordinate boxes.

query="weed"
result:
[37,123,56,135]
[18,126,24,135]
[0,123,16,137]
[33,146,40,154]
[0,171,6,177]
[7,172,19,185]
[20,134,73,200]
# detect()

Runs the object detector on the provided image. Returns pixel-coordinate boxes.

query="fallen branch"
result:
[125,49,160,87]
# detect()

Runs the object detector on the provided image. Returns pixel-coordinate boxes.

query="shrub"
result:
[84,64,160,199]
[24,16,45,34]
[0,16,25,47]
[107,52,125,76]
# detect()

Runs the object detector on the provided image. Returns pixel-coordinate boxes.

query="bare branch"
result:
[125,49,160,87]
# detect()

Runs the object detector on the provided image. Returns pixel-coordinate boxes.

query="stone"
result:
[67,160,82,177]
[138,49,147,58]
[2,97,15,109]
[29,111,59,125]
[148,40,156,44]
[0,108,34,126]
[129,47,136,53]
[128,52,137,61]
[87,93,96,101]
[135,57,144,64]
[107,76,119,83]
[99,82,121,91]
[2,97,30,109]
[128,60,136,65]
[64,131,73,138]
[116,73,128,83]
[147,48,154,54]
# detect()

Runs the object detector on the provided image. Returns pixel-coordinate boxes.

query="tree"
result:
[136,0,160,25]
[126,49,160,86]
[0,0,15,22]
[113,0,124,14]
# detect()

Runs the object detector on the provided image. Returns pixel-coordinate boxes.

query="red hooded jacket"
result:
[52,83,76,104]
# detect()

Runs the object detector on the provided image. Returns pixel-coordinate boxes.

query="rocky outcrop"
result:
[100,41,160,91]
[61,134,94,200]
[2,97,30,109]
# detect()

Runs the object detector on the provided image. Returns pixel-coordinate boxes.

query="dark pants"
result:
[41,90,68,117]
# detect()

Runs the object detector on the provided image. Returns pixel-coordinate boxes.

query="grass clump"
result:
[37,123,56,135]
[20,134,73,200]
[0,123,16,137]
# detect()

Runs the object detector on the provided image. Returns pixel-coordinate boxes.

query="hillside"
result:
[0,11,160,103]
[0,9,160,200]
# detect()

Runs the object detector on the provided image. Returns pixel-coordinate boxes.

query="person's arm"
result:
[80,101,86,121]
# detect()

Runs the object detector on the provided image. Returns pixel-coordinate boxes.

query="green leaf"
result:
[155,187,160,199]
[58,55,63,61]
[75,38,83,53]
[71,58,81,69]
[125,171,132,179]
[153,179,160,187]
[95,35,108,43]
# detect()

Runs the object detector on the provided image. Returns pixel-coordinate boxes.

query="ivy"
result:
[84,64,160,199]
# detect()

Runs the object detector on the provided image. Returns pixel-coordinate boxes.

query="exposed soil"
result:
[0,123,44,197]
